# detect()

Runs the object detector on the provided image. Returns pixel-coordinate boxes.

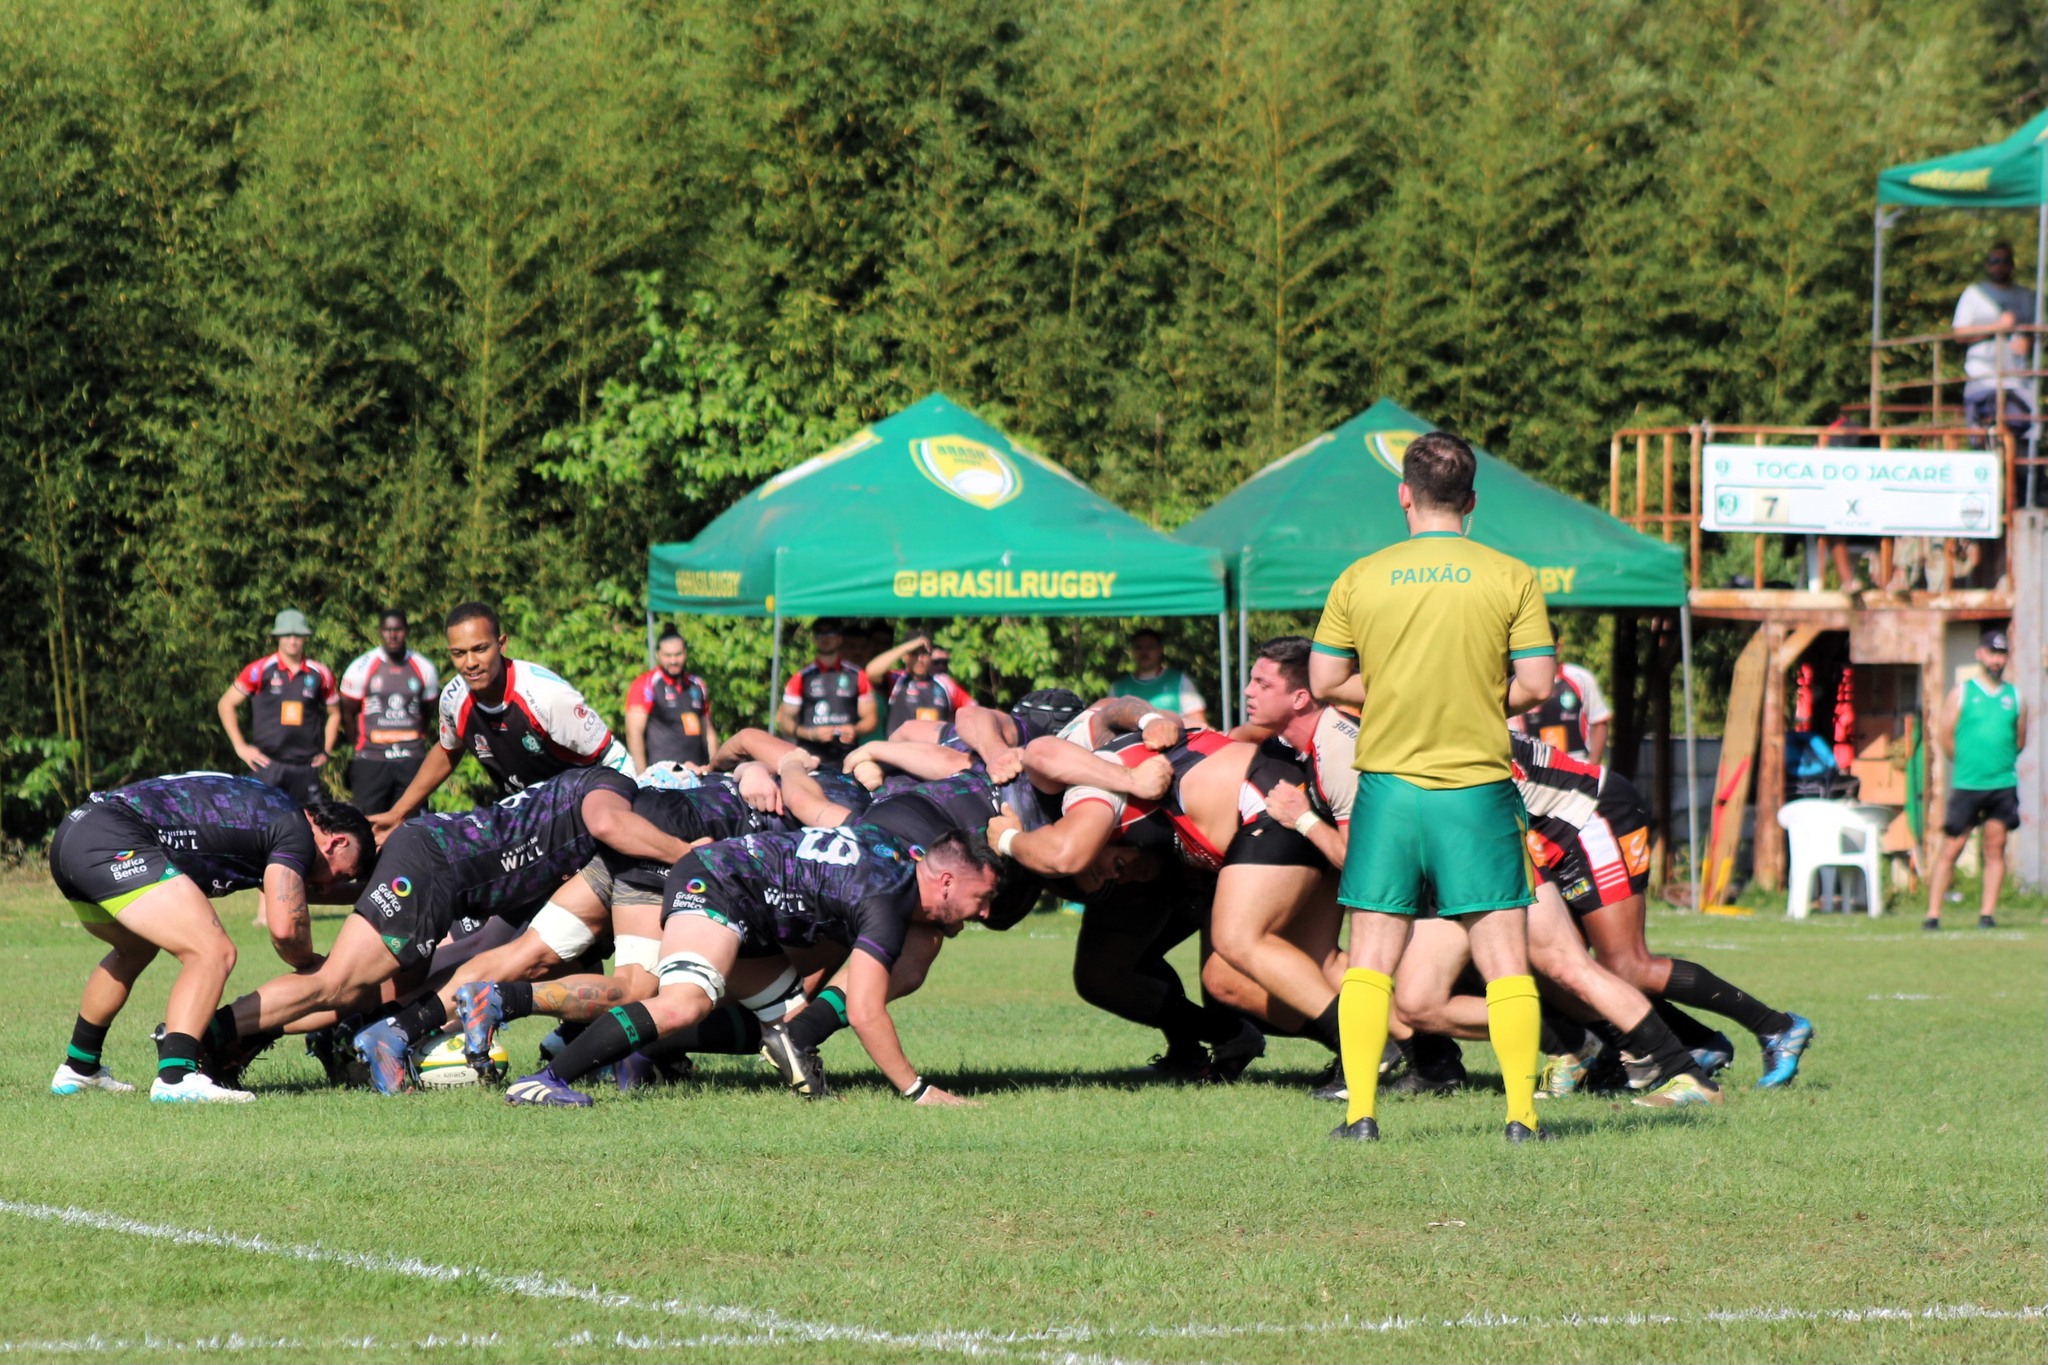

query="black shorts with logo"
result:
[48,803,182,921]
[352,824,460,969]
[349,755,424,817]
[658,851,779,957]
[1944,786,2022,837]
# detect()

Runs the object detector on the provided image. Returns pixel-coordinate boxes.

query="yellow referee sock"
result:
[1339,967,1394,1126]
[1485,974,1542,1130]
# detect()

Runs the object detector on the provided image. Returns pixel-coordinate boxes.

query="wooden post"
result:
[1922,650,1948,879]
[1610,612,1640,780]
[1688,426,1703,589]
[1661,432,1676,542]
[1650,614,1677,889]
[1635,432,1650,527]
[1609,432,1623,518]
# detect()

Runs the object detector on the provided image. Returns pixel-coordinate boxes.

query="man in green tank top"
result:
[1925,626,2028,930]
[1110,628,1208,727]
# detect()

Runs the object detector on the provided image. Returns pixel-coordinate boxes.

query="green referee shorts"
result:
[1338,774,1534,916]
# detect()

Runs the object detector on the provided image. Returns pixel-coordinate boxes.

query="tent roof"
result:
[647,394,1224,618]
[1877,111,2048,208]
[1175,398,1687,611]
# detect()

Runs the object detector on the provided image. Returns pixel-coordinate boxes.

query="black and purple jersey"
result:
[666,825,920,967]
[93,773,313,897]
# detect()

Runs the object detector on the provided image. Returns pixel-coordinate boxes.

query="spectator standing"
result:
[338,609,440,816]
[1111,627,1209,728]
[1924,626,2029,931]
[866,634,973,736]
[1954,242,2036,445]
[217,609,339,806]
[625,627,717,772]
[1508,629,1611,763]
[777,619,876,765]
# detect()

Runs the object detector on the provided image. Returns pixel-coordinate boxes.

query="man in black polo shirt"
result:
[339,608,441,816]
[218,608,340,806]
[624,627,717,772]
[776,619,876,767]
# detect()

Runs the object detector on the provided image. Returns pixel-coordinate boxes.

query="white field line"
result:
[1,1201,2042,1362]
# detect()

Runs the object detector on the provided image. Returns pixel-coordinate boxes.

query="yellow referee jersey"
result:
[1312,532,1552,789]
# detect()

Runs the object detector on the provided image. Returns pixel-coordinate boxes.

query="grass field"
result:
[0,872,2041,1364]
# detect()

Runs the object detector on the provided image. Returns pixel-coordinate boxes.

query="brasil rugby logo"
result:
[1365,429,1428,477]
[911,436,1023,510]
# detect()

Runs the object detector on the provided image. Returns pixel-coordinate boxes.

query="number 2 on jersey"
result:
[796,827,860,866]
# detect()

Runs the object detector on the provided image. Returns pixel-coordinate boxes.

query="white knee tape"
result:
[737,965,803,1022]
[614,935,661,973]
[657,951,726,1004]
[530,902,599,962]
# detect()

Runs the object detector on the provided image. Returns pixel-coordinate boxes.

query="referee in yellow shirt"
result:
[1308,431,1555,1143]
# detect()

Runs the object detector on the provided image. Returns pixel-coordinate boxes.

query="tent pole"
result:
[1236,548,1251,700]
[766,550,784,727]
[2031,150,2045,505]
[1870,204,1886,423]
[644,611,657,668]
[1680,604,1700,915]
[1216,612,1231,731]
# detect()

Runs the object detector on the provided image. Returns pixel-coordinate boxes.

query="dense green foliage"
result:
[3,0,2042,834]
[0,876,2041,1361]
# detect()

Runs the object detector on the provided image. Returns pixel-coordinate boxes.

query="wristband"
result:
[997,827,1020,858]
[902,1076,930,1101]
[1138,711,1168,728]
[1293,811,1325,837]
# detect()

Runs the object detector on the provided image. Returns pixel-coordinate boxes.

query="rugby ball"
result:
[412,1028,509,1088]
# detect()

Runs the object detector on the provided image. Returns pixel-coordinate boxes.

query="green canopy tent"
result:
[1176,397,1700,903]
[646,393,1228,714]
[1875,111,2048,495]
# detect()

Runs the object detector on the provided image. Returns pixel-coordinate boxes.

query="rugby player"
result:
[1512,733,1812,1090]
[625,627,717,773]
[218,609,342,807]
[1309,430,1554,1144]
[338,609,440,816]
[47,774,371,1102]
[776,619,877,767]
[503,825,1001,1107]
[369,602,630,839]
[204,766,686,1092]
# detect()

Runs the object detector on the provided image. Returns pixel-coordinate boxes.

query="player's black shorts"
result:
[48,802,182,922]
[253,759,324,806]
[1220,813,1324,869]
[1529,783,1652,917]
[353,823,459,969]
[349,755,423,817]
[659,852,780,957]
[1944,786,2022,837]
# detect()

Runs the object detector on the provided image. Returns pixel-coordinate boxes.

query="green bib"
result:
[1111,669,1189,713]
[1952,678,2021,791]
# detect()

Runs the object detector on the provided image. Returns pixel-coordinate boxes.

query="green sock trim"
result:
[610,1005,642,1047]
[818,987,848,1024]
[66,1045,101,1066]
[157,1058,191,1074]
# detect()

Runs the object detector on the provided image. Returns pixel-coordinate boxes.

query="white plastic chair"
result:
[1777,799,1892,919]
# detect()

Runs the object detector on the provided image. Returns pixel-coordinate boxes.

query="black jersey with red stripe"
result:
[1508,732,1605,830]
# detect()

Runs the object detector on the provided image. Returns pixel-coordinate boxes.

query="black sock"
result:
[1661,961,1793,1037]
[1198,994,1248,1046]
[65,1017,110,1074]
[203,1006,239,1055]
[389,995,448,1046]
[1653,999,1722,1051]
[660,1004,762,1056]
[1410,1031,1465,1080]
[1158,997,1208,1055]
[783,987,848,1052]
[1617,1009,1705,1087]
[548,1003,657,1084]
[157,1031,202,1085]
[1302,998,1342,1053]
[500,981,535,1022]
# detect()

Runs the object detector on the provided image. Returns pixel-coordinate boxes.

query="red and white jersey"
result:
[1508,731,1606,830]
[1060,729,1236,871]
[437,658,630,796]
[339,648,440,759]
[1287,707,1359,826]
[233,654,339,764]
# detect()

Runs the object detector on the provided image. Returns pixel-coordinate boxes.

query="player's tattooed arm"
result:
[532,977,634,1022]
[262,865,322,971]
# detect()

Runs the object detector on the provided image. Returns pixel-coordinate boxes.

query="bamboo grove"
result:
[2,0,2040,839]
